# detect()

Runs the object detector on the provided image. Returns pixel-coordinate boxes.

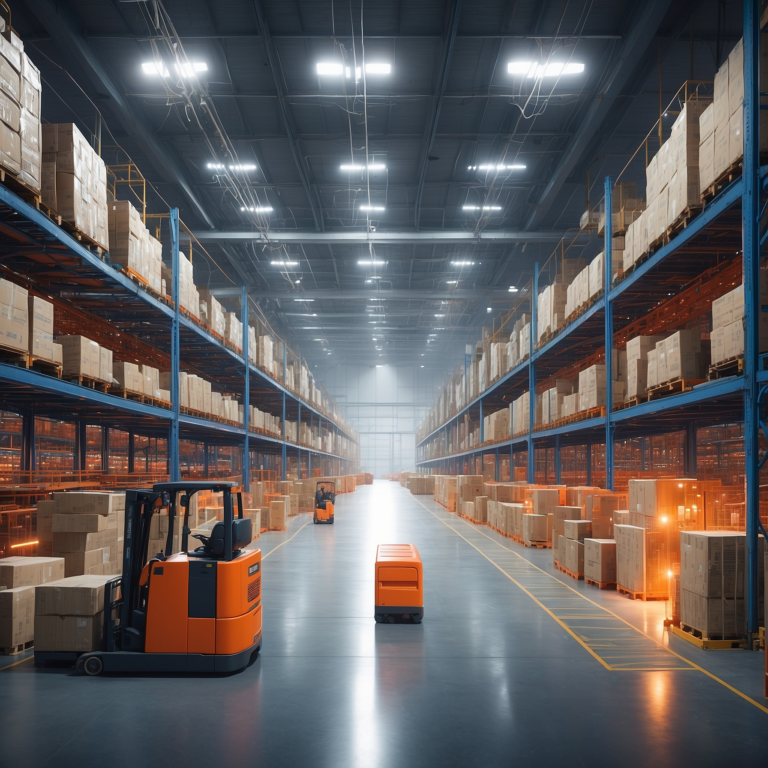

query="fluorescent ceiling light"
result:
[446,280,458,284]
[241,206,273,213]
[271,260,299,266]
[143,61,207,78]
[507,61,584,78]
[340,163,386,172]
[209,163,256,171]
[434,314,445,318]
[360,205,385,212]
[366,63,391,74]
[358,260,386,265]
[462,205,502,211]
[376,364,384,367]
[295,298,314,302]
[317,62,343,75]
[451,261,475,266]
[468,164,526,171]
[508,286,519,293]
[487,307,492,312]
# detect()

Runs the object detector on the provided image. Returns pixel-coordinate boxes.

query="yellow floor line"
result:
[411,495,768,715]
[0,655,33,672]
[262,520,310,560]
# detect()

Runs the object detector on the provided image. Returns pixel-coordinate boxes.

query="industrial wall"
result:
[317,365,445,476]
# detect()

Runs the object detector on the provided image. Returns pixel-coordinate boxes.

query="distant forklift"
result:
[314,481,335,524]
[60,481,262,675]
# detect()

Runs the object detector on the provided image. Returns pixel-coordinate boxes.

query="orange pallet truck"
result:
[374,544,423,623]
[314,480,335,524]
[55,481,261,675]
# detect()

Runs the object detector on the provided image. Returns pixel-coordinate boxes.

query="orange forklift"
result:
[314,481,335,524]
[67,481,261,675]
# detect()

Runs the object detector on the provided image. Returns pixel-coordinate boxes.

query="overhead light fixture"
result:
[295,298,314,302]
[429,333,437,336]
[143,61,208,78]
[462,205,502,211]
[446,280,458,284]
[451,261,475,266]
[241,206,273,213]
[507,61,584,78]
[271,260,299,267]
[210,163,257,171]
[316,62,344,76]
[318,62,391,79]
[366,63,391,75]
[434,314,445,318]
[468,164,526,171]
[360,205,385,212]
[508,286,519,293]
[358,260,386,265]
[376,364,384,368]
[340,163,386,172]
[487,307,492,313]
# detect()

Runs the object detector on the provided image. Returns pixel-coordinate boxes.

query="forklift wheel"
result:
[83,655,103,676]
[329,516,335,524]
[313,516,318,524]
[411,614,422,624]
[374,614,385,623]
[75,656,86,675]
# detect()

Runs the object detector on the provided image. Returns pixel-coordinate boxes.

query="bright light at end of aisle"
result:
[241,206,273,213]
[507,61,584,78]
[358,260,386,265]
[451,261,475,266]
[508,286,519,292]
[143,61,208,77]
[271,260,299,267]
[462,205,502,211]
[360,205,385,212]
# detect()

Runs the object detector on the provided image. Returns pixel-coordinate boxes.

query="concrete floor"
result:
[2,481,767,767]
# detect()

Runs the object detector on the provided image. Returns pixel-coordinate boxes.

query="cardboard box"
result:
[56,547,112,578]
[51,528,117,553]
[615,525,646,594]
[565,539,585,576]
[699,131,715,190]
[51,513,111,533]
[564,519,592,541]
[584,539,617,584]
[35,575,115,616]
[52,492,124,516]
[57,335,100,379]
[0,556,65,588]
[269,499,287,530]
[522,514,548,544]
[680,590,745,637]
[0,585,35,648]
[34,612,103,652]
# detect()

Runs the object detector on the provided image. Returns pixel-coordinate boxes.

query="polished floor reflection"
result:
[1,481,767,767]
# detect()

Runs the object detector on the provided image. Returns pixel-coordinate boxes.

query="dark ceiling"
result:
[12,0,743,375]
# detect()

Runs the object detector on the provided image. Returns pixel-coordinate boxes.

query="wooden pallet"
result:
[458,513,486,526]
[700,162,742,206]
[585,577,617,590]
[671,623,747,650]
[666,205,703,240]
[617,585,667,601]
[109,387,147,403]
[612,394,647,412]
[67,375,109,393]
[0,344,29,367]
[556,563,583,581]
[39,203,108,257]
[523,539,551,549]
[709,355,744,380]
[540,405,607,432]
[28,356,63,378]
[0,167,42,206]
[1,639,34,656]
[646,377,705,401]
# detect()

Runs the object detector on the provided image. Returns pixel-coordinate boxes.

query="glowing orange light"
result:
[667,570,673,577]
[661,516,668,523]
[678,483,683,488]
[10,540,38,549]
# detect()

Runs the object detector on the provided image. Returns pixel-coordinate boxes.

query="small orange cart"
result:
[374,544,423,623]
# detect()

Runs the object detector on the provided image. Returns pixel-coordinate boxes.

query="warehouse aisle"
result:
[2,481,767,768]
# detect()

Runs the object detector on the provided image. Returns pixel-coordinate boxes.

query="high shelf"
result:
[416,2,765,640]
[0,185,359,489]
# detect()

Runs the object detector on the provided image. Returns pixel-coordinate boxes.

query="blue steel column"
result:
[527,262,538,483]
[743,0,760,643]
[169,208,180,482]
[479,399,484,443]
[604,176,615,491]
[241,285,250,492]
[555,434,562,485]
[281,391,287,481]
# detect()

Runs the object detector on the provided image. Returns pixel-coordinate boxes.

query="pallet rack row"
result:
[417,5,766,641]
[0,187,359,488]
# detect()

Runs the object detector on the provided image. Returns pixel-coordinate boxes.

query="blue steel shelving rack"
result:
[416,2,765,643]
[0,194,358,490]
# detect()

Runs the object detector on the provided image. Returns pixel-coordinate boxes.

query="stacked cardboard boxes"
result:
[584,539,617,585]
[0,277,28,353]
[198,288,227,337]
[50,492,124,577]
[710,283,768,366]
[625,335,663,400]
[107,200,163,292]
[28,294,59,363]
[57,335,113,384]
[563,519,590,577]
[647,329,706,388]
[42,124,108,249]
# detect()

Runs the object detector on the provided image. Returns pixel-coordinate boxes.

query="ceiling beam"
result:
[524,0,672,230]
[414,0,463,229]
[251,0,324,231]
[25,0,216,229]
[211,288,524,300]
[187,230,567,245]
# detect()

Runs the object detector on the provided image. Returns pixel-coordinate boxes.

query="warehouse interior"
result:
[1,0,767,764]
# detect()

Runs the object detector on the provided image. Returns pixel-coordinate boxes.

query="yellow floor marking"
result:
[261,520,310,560]
[0,655,33,672]
[411,494,768,715]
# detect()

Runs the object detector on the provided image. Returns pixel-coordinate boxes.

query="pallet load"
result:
[522,513,548,547]
[56,335,113,386]
[541,380,572,425]
[434,475,458,512]
[408,476,435,495]
[577,364,625,412]
[584,539,617,588]
[0,277,27,355]
[0,31,42,193]
[269,498,287,531]
[483,407,510,442]
[50,492,125,577]
[198,288,227,338]
[41,124,108,249]
[113,361,144,396]
[0,555,66,654]
[107,200,162,292]
[679,531,765,639]
[563,520,590,579]
[583,492,624,538]
[647,330,706,389]
[224,311,243,353]
[34,575,116,653]
[710,282,768,370]
[551,506,583,566]
[511,391,531,435]
[27,294,55,364]
[625,335,664,401]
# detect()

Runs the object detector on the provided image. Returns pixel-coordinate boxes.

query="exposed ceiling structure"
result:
[13,0,742,376]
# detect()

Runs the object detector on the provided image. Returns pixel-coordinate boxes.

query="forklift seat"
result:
[191,518,252,558]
